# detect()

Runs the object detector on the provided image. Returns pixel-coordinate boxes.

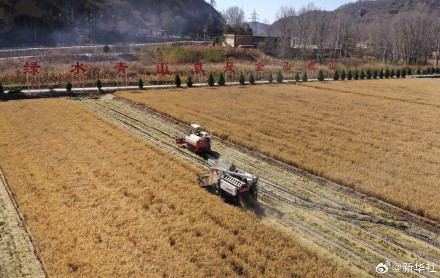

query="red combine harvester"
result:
[176,124,211,153]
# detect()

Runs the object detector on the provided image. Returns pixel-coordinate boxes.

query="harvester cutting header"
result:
[200,160,259,204]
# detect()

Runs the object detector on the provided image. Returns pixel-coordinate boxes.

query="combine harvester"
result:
[199,160,259,204]
[176,124,211,153]
[177,124,259,205]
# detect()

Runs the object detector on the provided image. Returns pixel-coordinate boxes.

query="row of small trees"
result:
[68,71,305,90]
[414,67,440,75]
[170,67,414,88]
[63,67,436,90]
[176,66,440,88]
[173,71,309,88]
[319,68,412,81]
[0,66,433,93]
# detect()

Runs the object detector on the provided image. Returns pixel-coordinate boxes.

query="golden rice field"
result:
[116,79,440,221]
[0,99,349,277]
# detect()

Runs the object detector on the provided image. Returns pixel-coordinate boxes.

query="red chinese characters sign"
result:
[224,61,235,73]
[329,61,337,70]
[23,61,41,76]
[282,61,290,71]
[255,62,264,72]
[157,63,169,75]
[307,60,316,71]
[194,62,204,74]
[70,62,87,75]
[114,62,128,74]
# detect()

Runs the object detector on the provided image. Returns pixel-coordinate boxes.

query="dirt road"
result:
[0,169,45,278]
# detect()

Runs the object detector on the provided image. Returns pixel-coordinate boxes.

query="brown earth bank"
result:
[116,79,440,222]
[0,99,350,277]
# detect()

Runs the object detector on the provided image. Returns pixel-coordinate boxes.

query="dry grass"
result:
[0,99,349,277]
[116,79,440,221]
[0,45,311,87]
[0,60,299,87]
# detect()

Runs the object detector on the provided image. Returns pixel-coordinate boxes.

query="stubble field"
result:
[0,99,349,277]
[116,79,440,221]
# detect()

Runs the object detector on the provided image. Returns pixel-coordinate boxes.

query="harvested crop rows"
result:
[81,96,440,277]
[0,99,348,277]
[116,79,440,222]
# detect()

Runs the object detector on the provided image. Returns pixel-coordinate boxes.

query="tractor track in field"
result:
[79,96,440,278]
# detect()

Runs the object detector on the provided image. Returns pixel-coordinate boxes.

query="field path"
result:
[0,168,45,278]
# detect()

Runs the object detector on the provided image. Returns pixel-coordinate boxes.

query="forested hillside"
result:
[269,0,440,64]
[337,0,440,21]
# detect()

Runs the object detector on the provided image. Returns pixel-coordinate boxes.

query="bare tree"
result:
[311,9,330,63]
[275,6,296,58]
[370,20,394,64]
[392,9,434,65]
[435,14,440,66]
[222,6,245,28]
[334,13,353,59]
[295,3,315,59]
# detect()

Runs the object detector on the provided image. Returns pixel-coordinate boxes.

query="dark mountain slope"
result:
[0,0,223,47]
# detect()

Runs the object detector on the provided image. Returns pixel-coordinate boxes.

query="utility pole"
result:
[436,37,439,67]
[334,20,340,60]
[33,18,37,46]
